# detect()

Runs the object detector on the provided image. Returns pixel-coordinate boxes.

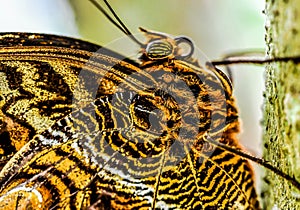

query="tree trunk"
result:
[263,0,300,209]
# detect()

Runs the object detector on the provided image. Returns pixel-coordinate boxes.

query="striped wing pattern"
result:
[0,33,260,209]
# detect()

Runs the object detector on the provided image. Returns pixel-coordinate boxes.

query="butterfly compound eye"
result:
[174,36,194,59]
[145,39,174,59]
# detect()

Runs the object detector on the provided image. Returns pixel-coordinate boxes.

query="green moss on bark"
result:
[263,0,300,209]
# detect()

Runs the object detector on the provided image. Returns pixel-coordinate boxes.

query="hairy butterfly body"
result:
[0,0,299,209]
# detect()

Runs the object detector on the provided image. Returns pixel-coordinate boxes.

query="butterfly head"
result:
[139,27,198,65]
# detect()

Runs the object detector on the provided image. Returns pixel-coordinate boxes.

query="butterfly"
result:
[0,0,299,209]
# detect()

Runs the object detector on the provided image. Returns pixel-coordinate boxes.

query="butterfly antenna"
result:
[211,55,300,66]
[102,0,131,36]
[88,0,144,47]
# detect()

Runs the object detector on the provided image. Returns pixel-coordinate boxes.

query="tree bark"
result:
[263,0,300,209]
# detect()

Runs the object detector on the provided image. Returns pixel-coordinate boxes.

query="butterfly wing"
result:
[0,32,137,170]
[0,33,260,209]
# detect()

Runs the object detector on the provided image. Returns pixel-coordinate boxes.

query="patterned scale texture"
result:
[0,32,260,209]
